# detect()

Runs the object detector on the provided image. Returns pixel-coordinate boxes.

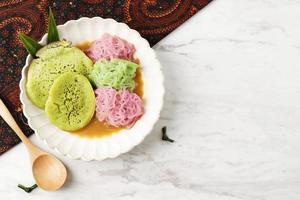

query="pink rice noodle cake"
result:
[86,33,135,63]
[95,88,143,128]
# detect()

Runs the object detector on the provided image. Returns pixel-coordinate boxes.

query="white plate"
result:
[19,17,164,161]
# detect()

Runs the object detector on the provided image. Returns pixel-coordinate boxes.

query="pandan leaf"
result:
[18,33,42,58]
[162,126,175,143]
[17,184,38,193]
[47,8,59,43]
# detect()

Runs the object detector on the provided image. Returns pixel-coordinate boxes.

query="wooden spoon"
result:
[0,99,67,191]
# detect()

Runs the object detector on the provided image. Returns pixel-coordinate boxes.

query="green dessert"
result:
[88,59,139,91]
[26,40,93,108]
[45,72,95,131]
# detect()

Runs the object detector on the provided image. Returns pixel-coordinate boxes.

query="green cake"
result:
[88,59,139,91]
[26,40,93,108]
[45,72,95,131]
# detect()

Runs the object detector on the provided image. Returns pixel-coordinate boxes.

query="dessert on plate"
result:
[45,72,95,131]
[26,40,93,108]
[20,13,164,160]
[21,13,144,138]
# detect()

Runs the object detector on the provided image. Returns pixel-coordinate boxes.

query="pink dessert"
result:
[86,33,136,63]
[95,88,143,128]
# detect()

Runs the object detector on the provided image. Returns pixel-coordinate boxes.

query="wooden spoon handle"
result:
[0,99,31,144]
[0,98,42,159]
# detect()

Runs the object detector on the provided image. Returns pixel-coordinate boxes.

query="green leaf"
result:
[47,8,59,43]
[17,184,38,193]
[18,33,42,58]
[162,126,175,143]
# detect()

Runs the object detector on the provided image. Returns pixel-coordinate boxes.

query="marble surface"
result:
[1,0,300,199]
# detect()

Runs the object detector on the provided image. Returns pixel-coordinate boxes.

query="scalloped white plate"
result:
[19,17,164,161]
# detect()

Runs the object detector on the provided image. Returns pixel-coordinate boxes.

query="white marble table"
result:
[1,0,300,199]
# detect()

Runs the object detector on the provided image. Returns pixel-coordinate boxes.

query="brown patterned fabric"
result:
[0,0,212,154]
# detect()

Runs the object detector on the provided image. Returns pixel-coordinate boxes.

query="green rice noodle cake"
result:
[26,40,93,108]
[45,72,95,131]
[88,59,139,91]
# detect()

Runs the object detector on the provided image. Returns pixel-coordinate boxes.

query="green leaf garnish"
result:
[162,126,175,143]
[47,8,59,43]
[17,184,38,193]
[18,33,42,58]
